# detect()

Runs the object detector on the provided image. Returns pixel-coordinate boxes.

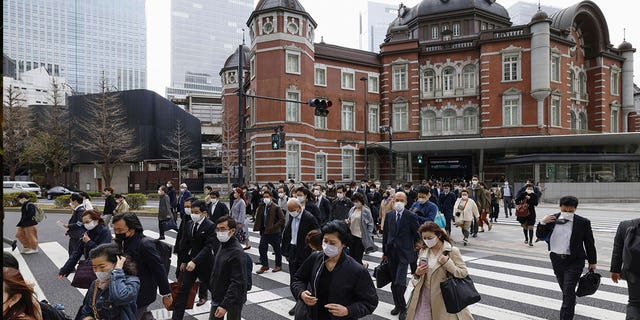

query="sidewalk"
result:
[538,201,639,212]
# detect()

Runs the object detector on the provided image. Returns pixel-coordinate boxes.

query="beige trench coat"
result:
[406,241,474,320]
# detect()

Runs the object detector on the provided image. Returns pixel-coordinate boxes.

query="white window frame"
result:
[392,102,408,131]
[250,56,256,79]
[462,65,475,90]
[368,74,379,93]
[285,50,301,74]
[423,69,435,95]
[315,114,327,129]
[341,69,355,90]
[452,23,460,36]
[551,96,561,127]
[315,153,327,181]
[502,53,520,82]
[286,90,300,122]
[431,25,439,39]
[368,104,379,133]
[286,143,300,181]
[442,67,455,94]
[392,64,408,91]
[314,65,326,86]
[463,108,477,131]
[610,68,619,95]
[579,72,587,99]
[502,94,521,126]
[341,101,355,131]
[342,148,355,181]
[442,109,457,133]
[421,110,436,136]
[550,55,560,82]
[611,106,619,133]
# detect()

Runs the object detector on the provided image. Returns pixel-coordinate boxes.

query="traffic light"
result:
[278,132,286,148]
[271,133,280,150]
[309,98,332,117]
[417,154,424,166]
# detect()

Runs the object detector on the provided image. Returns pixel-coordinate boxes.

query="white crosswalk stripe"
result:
[4,223,629,320]
[492,216,620,233]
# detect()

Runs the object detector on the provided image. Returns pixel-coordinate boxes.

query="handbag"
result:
[515,201,530,217]
[434,213,446,229]
[373,260,392,288]
[160,219,178,232]
[576,269,601,297]
[167,272,200,310]
[235,229,247,243]
[440,271,481,313]
[71,260,97,289]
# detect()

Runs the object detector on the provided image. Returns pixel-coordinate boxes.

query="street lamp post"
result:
[379,125,393,184]
[360,76,369,181]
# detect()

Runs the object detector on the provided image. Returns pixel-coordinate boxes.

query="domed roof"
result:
[248,0,316,28]
[220,45,250,75]
[530,10,549,23]
[618,40,633,51]
[416,0,509,19]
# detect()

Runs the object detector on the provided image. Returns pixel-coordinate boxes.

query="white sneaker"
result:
[22,248,39,254]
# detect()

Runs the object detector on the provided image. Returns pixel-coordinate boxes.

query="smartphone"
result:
[419,257,428,266]
[443,250,450,256]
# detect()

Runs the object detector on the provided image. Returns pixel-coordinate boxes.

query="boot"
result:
[528,230,534,246]
[523,229,529,244]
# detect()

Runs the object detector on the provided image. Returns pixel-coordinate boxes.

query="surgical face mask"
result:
[504,182,509,185]
[404,189,410,193]
[526,189,534,194]
[375,183,381,188]
[190,213,203,223]
[327,184,333,188]
[417,198,427,204]
[461,195,469,200]
[263,198,271,205]
[313,190,321,196]
[216,231,231,243]
[180,188,186,192]
[394,201,405,212]
[560,211,574,219]
[443,188,450,194]
[84,221,97,230]
[354,202,362,208]
[423,237,438,248]
[297,196,305,203]
[157,190,162,195]
[322,242,340,258]
[95,265,114,282]
[472,180,478,185]
[337,192,344,199]
[69,202,74,208]
[211,199,218,205]
[361,183,366,187]
[184,207,192,215]
[289,210,300,218]
[278,193,285,198]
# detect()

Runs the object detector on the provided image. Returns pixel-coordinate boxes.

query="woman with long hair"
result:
[406,222,474,320]
[515,183,539,247]
[345,192,376,267]
[231,187,250,250]
[3,267,42,320]
[58,210,112,278]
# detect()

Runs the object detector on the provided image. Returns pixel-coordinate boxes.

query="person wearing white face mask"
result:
[515,184,539,247]
[331,185,354,221]
[282,198,320,316]
[406,222,474,320]
[313,186,332,226]
[207,191,229,224]
[537,196,596,320]
[172,200,217,319]
[291,221,378,319]
[345,192,377,266]
[64,193,87,256]
[14,193,40,254]
[452,189,480,246]
[209,216,248,320]
[382,192,421,320]
[254,192,285,274]
[58,210,111,279]
[295,187,324,226]
[77,243,139,320]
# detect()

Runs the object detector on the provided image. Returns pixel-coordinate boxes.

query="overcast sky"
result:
[146,0,638,96]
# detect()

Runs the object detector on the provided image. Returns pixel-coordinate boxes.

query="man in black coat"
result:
[537,196,597,320]
[438,183,457,235]
[331,185,353,221]
[610,218,640,318]
[172,200,217,320]
[208,191,229,223]
[281,198,320,315]
[382,191,420,320]
[102,187,117,226]
[209,215,247,320]
[166,180,178,215]
[65,193,86,256]
[311,185,332,226]
[113,213,172,319]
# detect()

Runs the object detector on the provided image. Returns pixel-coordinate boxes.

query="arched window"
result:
[463,108,477,131]
[579,72,587,99]
[462,65,475,90]
[579,112,588,132]
[421,110,436,135]
[442,67,455,94]
[423,69,435,94]
[569,70,576,96]
[443,109,457,132]
[570,111,577,131]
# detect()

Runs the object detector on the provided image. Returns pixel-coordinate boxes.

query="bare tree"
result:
[26,77,71,185]
[2,84,31,180]
[162,119,195,185]
[220,110,239,190]
[75,74,141,187]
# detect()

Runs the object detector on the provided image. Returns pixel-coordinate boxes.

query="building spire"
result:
[242,28,245,45]
[538,0,541,11]
[623,27,626,41]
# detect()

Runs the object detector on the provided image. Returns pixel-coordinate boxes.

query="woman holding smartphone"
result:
[406,222,474,320]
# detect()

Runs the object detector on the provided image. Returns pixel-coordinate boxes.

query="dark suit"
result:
[172,217,217,320]
[313,196,332,226]
[537,213,597,320]
[438,191,457,234]
[382,208,420,311]
[610,218,640,318]
[303,202,324,226]
[208,201,229,224]
[281,211,320,277]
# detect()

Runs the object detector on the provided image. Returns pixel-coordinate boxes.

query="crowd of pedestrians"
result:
[4,176,640,320]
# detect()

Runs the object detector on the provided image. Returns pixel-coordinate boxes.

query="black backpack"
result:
[144,237,173,277]
[623,221,640,272]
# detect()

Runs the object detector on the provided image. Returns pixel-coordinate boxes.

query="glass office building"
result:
[3,0,146,94]
[166,0,253,99]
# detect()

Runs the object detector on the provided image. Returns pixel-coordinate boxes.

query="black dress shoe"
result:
[390,307,400,315]
[288,306,296,316]
[399,310,407,320]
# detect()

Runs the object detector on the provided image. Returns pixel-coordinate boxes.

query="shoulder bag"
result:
[167,272,200,310]
[71,260,97,289]
[515,201,530,217]
[440,271,481,313]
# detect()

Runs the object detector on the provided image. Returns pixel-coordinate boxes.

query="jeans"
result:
[627,272,640,320]
[550,253,584,320]
[259,233,282,267]
[461,221,471,239]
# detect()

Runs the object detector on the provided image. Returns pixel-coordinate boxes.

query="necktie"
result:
[396,212,401,223]
[193,222,198,236]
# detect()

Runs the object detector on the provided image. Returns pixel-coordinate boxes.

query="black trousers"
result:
[209,304,242,320]
[349,236,365,265]
[68,238,81,256]
[550,253,584,320]
[626,272,640,320]
[172,266,212,320]
[259,233,282,267]
[388,251,408,311]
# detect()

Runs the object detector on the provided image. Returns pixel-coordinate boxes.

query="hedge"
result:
[54,194,72,208]
[3,192,38,207]
[146,193,160,200]
[125,193,146,209]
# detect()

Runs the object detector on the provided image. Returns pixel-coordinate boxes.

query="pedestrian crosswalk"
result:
[3,225,629,320]
[491,215,621,233]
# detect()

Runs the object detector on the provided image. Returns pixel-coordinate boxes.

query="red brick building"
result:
[220,0,639,199]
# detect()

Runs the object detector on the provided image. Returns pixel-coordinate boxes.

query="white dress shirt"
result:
[550,214,573,255]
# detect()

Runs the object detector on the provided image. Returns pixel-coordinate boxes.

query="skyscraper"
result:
[507,1,560,25]
[165,0,253,99]
[367,1,399,52]
[3,0,147,94]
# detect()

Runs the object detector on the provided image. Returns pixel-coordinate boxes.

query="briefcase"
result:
[373,261,392,288]
[166,273,200,310]
[576,269,601,297]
